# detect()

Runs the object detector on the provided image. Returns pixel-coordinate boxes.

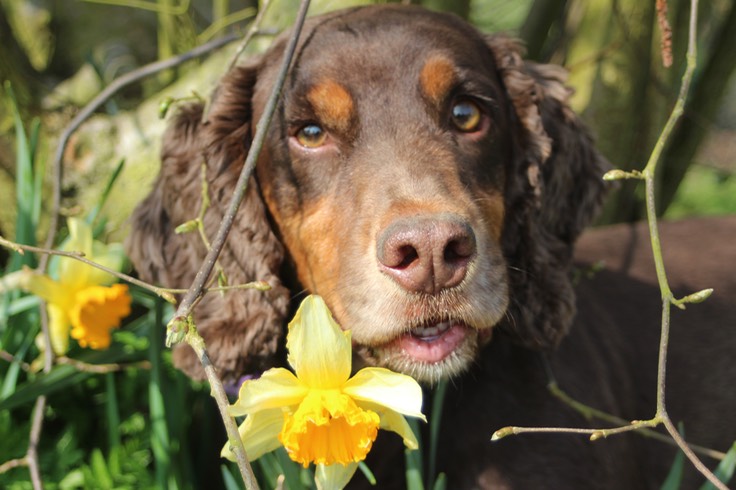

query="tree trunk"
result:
[519,0,568,61]
[420,0,471,19]
[575,0,656,223]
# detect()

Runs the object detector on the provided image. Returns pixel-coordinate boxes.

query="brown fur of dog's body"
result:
[126,5,736,488]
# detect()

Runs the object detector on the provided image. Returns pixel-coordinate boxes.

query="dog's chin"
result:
[358,322,491,386]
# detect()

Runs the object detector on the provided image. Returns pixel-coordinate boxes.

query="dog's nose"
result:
[376,214,476,294]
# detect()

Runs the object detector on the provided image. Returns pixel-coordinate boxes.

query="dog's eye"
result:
[296,124,327,148]
[450,100,482,132]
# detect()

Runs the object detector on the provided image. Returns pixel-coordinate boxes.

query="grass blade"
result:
[149,298,172,488]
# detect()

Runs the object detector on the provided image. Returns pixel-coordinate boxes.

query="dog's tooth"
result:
[414,321,452,338]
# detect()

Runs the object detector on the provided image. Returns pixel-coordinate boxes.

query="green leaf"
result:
[275,446,310,489]
[221,464,245,490]
[4,80,38,272]
[0,345,143,411]
[89,448,114,489]
[699,441,736,490]
[86,159,126,226]
[428,380,447,485]
[660,448,685,490]
[357,461,377,486]
[431,473,447,490]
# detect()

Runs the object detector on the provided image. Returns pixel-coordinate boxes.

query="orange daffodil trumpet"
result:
[1,218,131,354]
[222,295,426,489]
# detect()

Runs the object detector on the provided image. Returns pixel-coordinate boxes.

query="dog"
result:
[126,5,736,488]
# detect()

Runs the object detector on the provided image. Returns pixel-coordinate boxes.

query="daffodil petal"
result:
[18,270,70,307]
[221,408,284,462]
[229,368,307,416]
[315,462,360,490]
[343,367,426,421]
[47,303,71,355]
[352,398,421,450]
[86,242,126,286]
[61,218,94,287]
[379,408,420,450]
[287,296,351,389]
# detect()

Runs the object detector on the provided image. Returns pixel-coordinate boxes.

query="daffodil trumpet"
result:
[222,295,426,490]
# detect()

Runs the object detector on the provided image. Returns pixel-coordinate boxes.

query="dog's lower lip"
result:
[395,321,467,363]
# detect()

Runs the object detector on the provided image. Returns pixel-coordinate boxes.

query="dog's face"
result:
[251,8,515,383]
[128,5,608,384]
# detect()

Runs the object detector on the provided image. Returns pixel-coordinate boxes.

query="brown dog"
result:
[126,5,736,488]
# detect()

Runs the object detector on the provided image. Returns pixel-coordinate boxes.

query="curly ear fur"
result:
[125,64,290,383]
[487,35,611,349]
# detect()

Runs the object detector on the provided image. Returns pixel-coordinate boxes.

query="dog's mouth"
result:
[394,320,469,364]
[363,318,483,384]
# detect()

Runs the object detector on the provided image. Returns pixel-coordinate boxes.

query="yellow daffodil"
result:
[222,295,426,490]
[1,218,131,354]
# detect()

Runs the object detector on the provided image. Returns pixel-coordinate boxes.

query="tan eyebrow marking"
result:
[306,79,355,134]
[419,54,458,106]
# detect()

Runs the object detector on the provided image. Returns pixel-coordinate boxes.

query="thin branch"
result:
[27,396,46,490]
[0,458,27,475]
[493,420,658,441]
[498,1,729,487]
[167,1,312,487]
[197,7,257,43]
[227,0,274,70]
[548,381,727,460]
[0,349,31,371]
[56,357,152,373]
[80,0,190,15]
[0,237,177,303]
[42,33,239,274]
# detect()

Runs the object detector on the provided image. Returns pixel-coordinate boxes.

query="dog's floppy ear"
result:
[126,63,290,383]
[487,35,610,349]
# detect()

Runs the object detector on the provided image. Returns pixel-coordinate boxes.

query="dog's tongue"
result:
[397,322,466,363]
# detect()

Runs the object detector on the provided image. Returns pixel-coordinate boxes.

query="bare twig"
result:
[548,381,727,460]
[637,2,727,486]
[56,357,152,373]
[80,0,190,15]
[496,1,729,487]
[0,457,27,474]
[42,33,238,273]
[227,0,274,70]
[27,396,46,490]
[167,1,312,487]
[198,7,257,43]
[0,237,176,303]
[0,349,31,371]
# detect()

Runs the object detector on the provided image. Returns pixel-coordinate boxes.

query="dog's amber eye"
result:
[296,124,327,148]
[450,101,482,132]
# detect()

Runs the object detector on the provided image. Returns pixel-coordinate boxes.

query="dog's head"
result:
[127,5,608,384]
